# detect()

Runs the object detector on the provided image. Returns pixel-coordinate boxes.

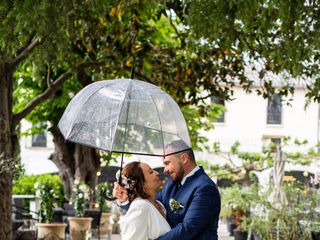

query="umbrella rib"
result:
[109,78,133,154]
[134,80,167,156]
[148,93,166,157]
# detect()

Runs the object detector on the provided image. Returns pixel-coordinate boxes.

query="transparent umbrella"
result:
[58,78,191,169]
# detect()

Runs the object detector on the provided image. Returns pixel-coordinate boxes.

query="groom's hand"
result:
[113,182,129,203]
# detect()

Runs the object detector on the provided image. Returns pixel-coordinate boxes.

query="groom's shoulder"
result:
[190,169,218,191]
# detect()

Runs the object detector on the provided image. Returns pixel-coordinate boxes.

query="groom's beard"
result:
[172,162,185,184]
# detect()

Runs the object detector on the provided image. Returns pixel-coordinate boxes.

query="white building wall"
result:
[20,120,58,175]
[19,87,320,175]
[204,87,319,153]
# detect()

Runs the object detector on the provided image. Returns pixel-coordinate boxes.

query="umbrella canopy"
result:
[58,78,191,157]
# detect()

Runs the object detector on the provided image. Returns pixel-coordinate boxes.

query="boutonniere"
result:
[169,199,184,212]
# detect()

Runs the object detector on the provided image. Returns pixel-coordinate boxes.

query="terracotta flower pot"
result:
[68,217,93,240]
[99,212,112,236]
[36,223,67,240]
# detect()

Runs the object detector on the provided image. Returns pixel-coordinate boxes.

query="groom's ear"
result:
[180,152,188,164]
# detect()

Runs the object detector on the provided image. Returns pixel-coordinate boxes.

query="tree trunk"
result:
[50,125,100,203]
[0,64,14,240]
[242,170,251,187]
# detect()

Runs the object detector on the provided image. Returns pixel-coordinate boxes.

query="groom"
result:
[115,140,221,240]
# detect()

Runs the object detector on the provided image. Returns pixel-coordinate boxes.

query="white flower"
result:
[116,170,121,180]
[169,199,184,212]
[71,180,91,217]
[35,189,41,197]
[115,170,136,190]
[79,184,87,192]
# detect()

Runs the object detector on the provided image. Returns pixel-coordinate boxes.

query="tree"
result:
[207,137,318,186]
[4,1,309,238]
[18,1,229,198]
[185,0,320,101]
[0,1,117,238]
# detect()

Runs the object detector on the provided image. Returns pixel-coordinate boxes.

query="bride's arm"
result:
[121,201,149,240]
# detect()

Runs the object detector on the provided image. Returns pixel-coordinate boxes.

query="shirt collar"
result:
[181,165,200,185]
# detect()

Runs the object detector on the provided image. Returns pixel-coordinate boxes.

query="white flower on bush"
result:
[34,181,57,223]
[71,179,91,217]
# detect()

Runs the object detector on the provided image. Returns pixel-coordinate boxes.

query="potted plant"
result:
[68,179,92,240]
[220,184,254,238]
[219,187,238,236]
[35,182,67,239]
[96,182,112,237]
[241,181,320,240]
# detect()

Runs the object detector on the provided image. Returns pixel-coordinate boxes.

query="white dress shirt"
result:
[180,165,200,185]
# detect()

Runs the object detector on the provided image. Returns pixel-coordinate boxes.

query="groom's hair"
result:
[166,140,195,163]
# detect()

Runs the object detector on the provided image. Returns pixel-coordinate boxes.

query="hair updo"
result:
[121,161,149,201]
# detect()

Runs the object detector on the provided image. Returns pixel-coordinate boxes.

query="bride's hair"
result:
[122,161,149,201]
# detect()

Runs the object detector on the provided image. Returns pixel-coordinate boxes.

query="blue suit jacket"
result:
[156,167,221,240]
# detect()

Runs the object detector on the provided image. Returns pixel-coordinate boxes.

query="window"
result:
[262,136,282,152]
[211,96,225,123]
[267,94,282,124]
[31,123,47,147]
[270,137,281,151]
[32,131,47,147]
[270,137,281,147]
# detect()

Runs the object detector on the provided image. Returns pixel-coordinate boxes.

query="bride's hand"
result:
[113,182,129,203]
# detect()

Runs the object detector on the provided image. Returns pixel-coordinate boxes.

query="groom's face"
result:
[163,152,185,183]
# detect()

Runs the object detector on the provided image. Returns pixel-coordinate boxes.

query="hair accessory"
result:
[116,170,136,190]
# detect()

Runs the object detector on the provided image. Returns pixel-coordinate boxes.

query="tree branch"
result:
[12,61,108,126]
[168,11,186,48]
[10,37,40,69]
[13,71,73,126]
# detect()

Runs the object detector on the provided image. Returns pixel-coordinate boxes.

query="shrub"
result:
[13,174,64,207]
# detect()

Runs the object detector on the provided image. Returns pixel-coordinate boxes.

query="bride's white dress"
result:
[119,198,171,240]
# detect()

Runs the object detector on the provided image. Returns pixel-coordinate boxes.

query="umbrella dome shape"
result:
[58,78,191,157]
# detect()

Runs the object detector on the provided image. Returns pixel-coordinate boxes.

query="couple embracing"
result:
[113,140,221,240]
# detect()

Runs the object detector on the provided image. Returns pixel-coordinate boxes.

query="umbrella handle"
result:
[105,153,125,201]
[105,178,124,202]
[105,195,117,201]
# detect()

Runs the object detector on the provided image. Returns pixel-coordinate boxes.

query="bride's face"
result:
[140,163,161,192]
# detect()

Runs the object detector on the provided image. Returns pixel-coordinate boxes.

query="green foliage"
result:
[211,141,273,186]
[181,103,225,151]
[241,182,320,239]
[186,0,320,101]
[13,174,64,207]
[35,182,56,223]
[197,159,218,179]
[0,153,24,178]
[71,179,91,217]
[211,137,318,186]
[220,184,258,218]
[96,182,112,213]
[8,0,245,160]
[100,152,119,168]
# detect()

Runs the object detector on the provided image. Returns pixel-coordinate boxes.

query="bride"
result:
[116,161,171,240]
